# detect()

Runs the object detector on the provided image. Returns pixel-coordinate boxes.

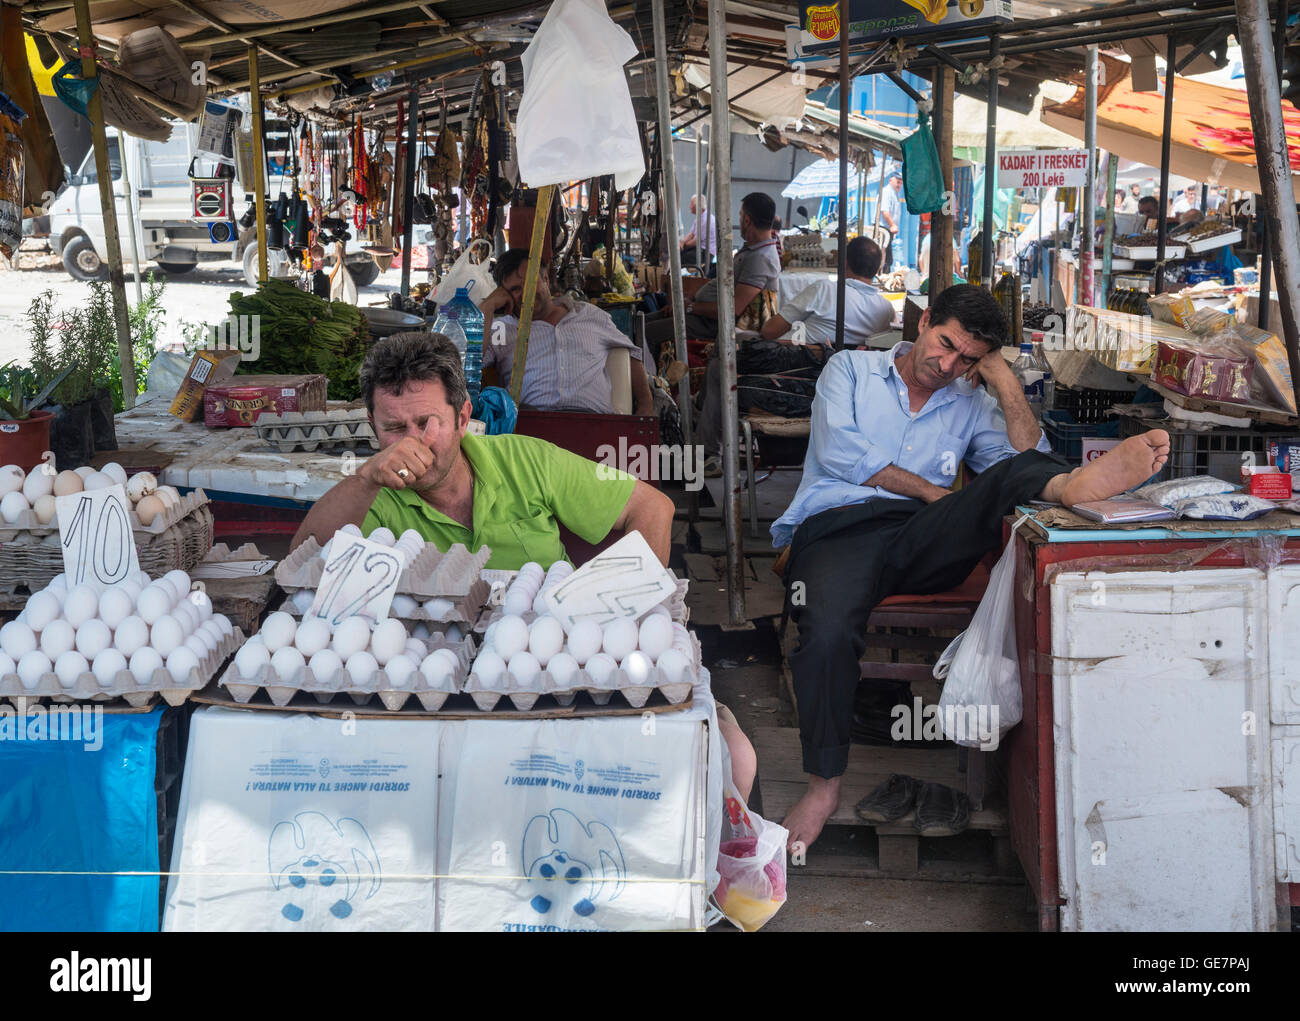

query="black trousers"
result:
[785,448,1071,778]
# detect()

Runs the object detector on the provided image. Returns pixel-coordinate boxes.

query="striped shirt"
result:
[486,295,639,414]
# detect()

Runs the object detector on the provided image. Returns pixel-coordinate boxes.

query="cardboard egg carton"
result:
[276,538,491,598]
[464,630,702,712]
[132,488,212,536]
[216,633,474,712]
[254,408,378,453]
[0,627,246,709]
[279,579,490,628]
[475,577,691,632]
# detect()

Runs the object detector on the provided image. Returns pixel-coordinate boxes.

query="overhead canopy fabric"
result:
[38,0,362,41]
[681,59,809,130]
[952,85,1081,149]
[1042,54,1300,201]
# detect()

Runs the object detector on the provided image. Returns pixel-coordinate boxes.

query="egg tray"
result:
[278,578,490,628]
[276,538,492,599]
[0,627,246,709]
[254,409,378,453]
[0,488,209,541]
[216,634,475,712]
[474,577,691,632]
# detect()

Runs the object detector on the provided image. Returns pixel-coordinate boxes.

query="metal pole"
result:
[1237,0,1300,411]
[929,64,954,299]
[1101,151,1119,301]
[835,7,849,350]
[400,86,418,297]
[696,127,705,271]
[981,32,999,287]
[1155,34,1176,294]
[857,161,866,234]
[1081,45,1098,307]
[1257,0,1287,331]
[708,0,745,625]
[73,0,137,408]
[249,46,268,284]
[118,134,144,305]
[652,0,693,456]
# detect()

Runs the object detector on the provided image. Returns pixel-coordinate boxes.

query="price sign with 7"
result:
[309,532,406,626]
[55,485,140,590]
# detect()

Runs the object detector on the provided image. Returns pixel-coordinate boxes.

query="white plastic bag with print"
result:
[712,786,788,931]
[515,0,645,190]
[433,238,495,305]
[933,516,1029,749]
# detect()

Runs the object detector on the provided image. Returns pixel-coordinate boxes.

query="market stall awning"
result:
[1042,53,1300,202]
[952,84,1081,150]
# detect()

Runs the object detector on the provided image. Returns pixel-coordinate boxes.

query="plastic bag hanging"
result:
[515,0,644,190]
[0,100,25,261]
[900,109,946,215]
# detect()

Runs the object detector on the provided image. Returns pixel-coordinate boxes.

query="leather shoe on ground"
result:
[913,781,971,836]
[854,773,920,823]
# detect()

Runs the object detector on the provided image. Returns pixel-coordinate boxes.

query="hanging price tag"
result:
[308,532,406,626]
[540,531,676,631]
[55,484,140,590]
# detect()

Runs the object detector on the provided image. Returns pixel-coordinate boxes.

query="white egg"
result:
[482,620,500,650]
[545,561,574,581]
[294,617,331,657]
[234,641,270,680]
[149,614,184,657]
[445,624,463,642]
[398,528,423,548]
[32,494,57,524]
[99,462,127,487]
[162,570,191,603]
[166,646,201,682]
[171,601,198,633]
[519,562,545,581]
[187,591,214,624]
[584,652,617,685]
[430,647,460,674]
[26,590,61,631]
[82,471,113,492]
[54,650,89,688]
[270,645,306,682]
[40,619,75,659]
[528,616,565,666]
[0,651,14,678]
[46,574,68,595]
[134,494,165,527]
[422,597,454,618]
[0,464,24,496]
[369,618,408,666]
[113,615,150,657]
[339,523,362,537]
[212,614,234,638]
[136,585,172,625]
[92,648,127,687]
[62,584,99,628]
[602,617,639,662]
[154,486,180,507]
[419,651,455,685]
[472,649,507,684]
[638,615,674,660]
[502,591,533,617]
[509,650,541,685]
[1,490,30,523]
[129,570,151,587]
[383,653,418,688]
[185,633,213,659]
[290,589,316,614]
[261,611,297,653]
[125,472,156,503]
[546,651,580,687]
[367,526,395,547]
[21,468,54,502]
[646,603,673,619]
[17,650,52,689]
[567,619,602,665]
[621,651,655,686]
[404,638,427,661]
[91,589,130,632]
[331,617,371,660]
[494,615,529,659]
[346,650,378,683]
[655,647,691,683]
[671,622,692,649]
[308,648,342,684]
[75,619,112,660]
[129,647,163,685]
[73,466,96,480]
[531,591,549,615]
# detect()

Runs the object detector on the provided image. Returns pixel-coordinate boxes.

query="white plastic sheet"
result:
[515,0,645,191]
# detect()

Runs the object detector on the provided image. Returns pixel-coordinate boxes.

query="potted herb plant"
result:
[0,361,74,471]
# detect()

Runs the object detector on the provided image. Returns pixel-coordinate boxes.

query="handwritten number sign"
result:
[55,484,139,589]
[309,532,406,626]
[541,531,676,630]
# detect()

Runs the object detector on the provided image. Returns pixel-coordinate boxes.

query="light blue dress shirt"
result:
[770,342,1052,549]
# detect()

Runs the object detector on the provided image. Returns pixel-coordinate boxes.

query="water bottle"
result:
[433,286,484,401]
[1030,330,1055,411]
[1012,341,1045,421]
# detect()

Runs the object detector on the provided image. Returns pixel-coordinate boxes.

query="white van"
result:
[48,123,381,287]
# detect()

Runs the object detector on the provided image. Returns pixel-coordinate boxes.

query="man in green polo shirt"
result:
[290,332,675,568]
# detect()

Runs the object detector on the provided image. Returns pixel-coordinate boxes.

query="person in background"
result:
[1116,188,1138,214]
[771,216,784,255]
[1137,194,1161,225]
[879,172,905,271]
[679,194,716,276]
[1170,183,1201,219]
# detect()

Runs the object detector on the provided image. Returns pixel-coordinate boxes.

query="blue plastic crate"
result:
[1042,409,1121,463]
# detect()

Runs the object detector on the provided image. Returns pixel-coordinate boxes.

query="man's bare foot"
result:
[1061,429,1171,506]
[782,775,841,858]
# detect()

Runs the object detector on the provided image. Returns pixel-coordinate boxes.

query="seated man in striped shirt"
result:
[480,249,655,417]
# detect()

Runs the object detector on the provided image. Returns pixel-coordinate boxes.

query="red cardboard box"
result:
[203,374,328,427]
[1250,472,1292,500]
[1154,340,1254,403]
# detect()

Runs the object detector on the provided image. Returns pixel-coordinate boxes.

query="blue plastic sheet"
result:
[0,706,162,932]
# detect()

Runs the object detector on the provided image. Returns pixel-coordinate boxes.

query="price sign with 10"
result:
[55,484,141,589]
[309,532,406,626]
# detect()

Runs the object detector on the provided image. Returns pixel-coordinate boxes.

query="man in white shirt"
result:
[678,194,716,275]
[879,172,905,270]
[762,237,894,351]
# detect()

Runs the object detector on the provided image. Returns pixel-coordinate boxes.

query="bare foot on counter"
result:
[782,775,841,858]
[1060,429,1171,506]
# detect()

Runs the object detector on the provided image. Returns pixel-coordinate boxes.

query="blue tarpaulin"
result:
[0,707,162,932]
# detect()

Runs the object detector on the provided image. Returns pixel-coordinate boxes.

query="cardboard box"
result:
[1153,339,1254,404]
[169,349,242,421]
[1250,471,1292,500]
[1228,323,1296,414]
[203,374,327,427]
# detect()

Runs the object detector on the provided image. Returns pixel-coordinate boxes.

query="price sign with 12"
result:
[309,532,406,626]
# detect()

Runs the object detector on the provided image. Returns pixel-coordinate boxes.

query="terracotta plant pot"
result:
[0,409,54,472]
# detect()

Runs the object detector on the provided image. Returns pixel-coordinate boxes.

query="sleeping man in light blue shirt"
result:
[773,284,1173,856]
